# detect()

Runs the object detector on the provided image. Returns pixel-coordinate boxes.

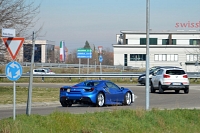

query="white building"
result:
[18,40,55,63]
[113,31,200,72]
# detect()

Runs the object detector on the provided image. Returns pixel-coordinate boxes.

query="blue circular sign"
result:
[5,61,23,81]
[99,55,103,63]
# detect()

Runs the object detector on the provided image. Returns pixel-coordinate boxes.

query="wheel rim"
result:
[126,92,131,105]
[98,93,104,106]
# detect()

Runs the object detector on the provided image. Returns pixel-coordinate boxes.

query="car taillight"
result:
[60,88,64,91]
[85,88,95,92]
[163,74,170,78]
[183,74,188,78]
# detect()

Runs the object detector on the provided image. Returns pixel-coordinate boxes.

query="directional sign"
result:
[2,37,25,60]
[77,48,92,58]
[99,55,103,63]
[5,61,23,81]
[2,28,16,37]
[98,46,103,54]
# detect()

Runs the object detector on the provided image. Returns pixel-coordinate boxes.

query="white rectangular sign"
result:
[2,28,16,37]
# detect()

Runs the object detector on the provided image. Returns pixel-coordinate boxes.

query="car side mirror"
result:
[121,87,124,90]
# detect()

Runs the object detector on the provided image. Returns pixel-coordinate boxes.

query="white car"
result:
[26,68,55,74]
[150,68,189,94]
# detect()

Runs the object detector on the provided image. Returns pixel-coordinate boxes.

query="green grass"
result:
[0,86,59,104]
[0,109,200,133]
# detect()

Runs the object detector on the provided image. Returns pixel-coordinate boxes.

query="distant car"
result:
[27,68,55,74]
[138,66,181,85]
[59,80,134,107]
[150,68,189,94]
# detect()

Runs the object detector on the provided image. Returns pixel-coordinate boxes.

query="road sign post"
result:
[99,55,103,74]
[77,48,92,74]
[98,46,103,74]
[2,34,25,120]
[5,61,23,120]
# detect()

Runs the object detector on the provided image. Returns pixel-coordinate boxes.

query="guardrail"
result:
[0,74,141,78]
[20,62,139,70]
[0,74,199,78]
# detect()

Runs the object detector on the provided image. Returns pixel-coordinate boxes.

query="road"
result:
[0,83,200,120]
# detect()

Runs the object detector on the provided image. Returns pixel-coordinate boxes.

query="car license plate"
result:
[172,83,181,85]
[67,89,70,92]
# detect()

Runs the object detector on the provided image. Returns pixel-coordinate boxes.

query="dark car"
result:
[138,66,181,85]
[60,80,134,107]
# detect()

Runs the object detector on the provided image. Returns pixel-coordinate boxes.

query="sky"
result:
[31,0,200,52]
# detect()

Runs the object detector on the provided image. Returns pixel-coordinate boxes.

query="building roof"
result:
[120,30,200,34]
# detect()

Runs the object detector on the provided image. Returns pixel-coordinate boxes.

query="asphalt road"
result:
[0,83,200,120]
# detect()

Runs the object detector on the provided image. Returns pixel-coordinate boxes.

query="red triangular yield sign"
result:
[2,37,25,60]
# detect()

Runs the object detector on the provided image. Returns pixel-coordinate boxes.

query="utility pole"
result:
[26,31,35,115]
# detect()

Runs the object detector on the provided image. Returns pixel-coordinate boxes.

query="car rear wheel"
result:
[96,92,105,107]
[61,101,67,107]
[124,92,132,105]
[159,83,164,94]
[150,82,155,93]
[61,101,72,107]
[184,87,189,94]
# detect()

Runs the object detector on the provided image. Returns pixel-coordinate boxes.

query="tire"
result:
[61,101,67,107]
[159,83,164,94]
[124,92,132,105]
[96,92,105,107]
[61,101,72,107]
[150,82,155,93]
[175,90,180,93]
[184,87,189,94]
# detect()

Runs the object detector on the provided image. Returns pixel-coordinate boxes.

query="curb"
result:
[0,101,60,110]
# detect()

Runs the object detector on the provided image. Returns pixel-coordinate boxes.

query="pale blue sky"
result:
[33,0,200,52]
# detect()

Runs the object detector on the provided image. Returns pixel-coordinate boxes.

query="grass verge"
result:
[0,109,200,133]
[0,86,59,104]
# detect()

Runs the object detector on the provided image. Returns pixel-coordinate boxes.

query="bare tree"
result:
[0,0,40,62]
[0,0,40,36]
[101,47,113,65]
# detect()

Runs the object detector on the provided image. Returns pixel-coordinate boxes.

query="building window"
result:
[190,39,200,45]
[140,38,157,45]
[124,54,127,66]
[140,38,146,45]
[162,39,176,45]
[125,39,128,44]
[154,54,178,61]
[130,54,146,61]
[186,54,199,61]
[155,54,159,61]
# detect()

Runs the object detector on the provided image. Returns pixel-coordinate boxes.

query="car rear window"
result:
[84,81,100,87]
[166,70,185,75]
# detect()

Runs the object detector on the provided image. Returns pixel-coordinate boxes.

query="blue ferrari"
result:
[60,80,134,107]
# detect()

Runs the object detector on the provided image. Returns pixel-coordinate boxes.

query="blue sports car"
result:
[60,80,134,107]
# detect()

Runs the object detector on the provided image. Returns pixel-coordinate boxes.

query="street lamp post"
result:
[145,0,150,110]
